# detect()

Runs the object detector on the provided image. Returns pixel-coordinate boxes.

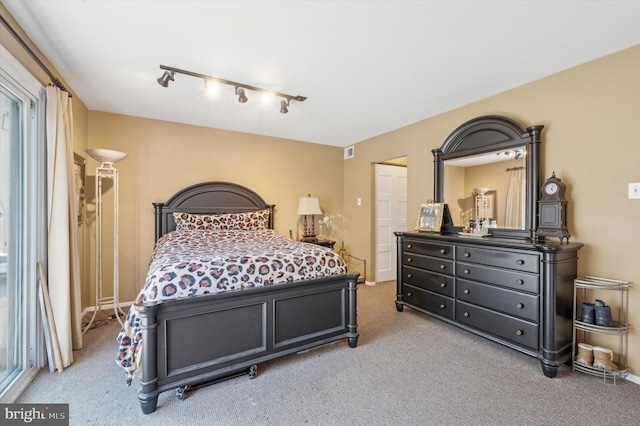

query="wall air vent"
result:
[344,146,355,159]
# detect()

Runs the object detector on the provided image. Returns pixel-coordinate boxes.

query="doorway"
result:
[374,161,407,283]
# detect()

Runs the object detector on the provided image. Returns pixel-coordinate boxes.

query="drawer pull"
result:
[464,269,470,274]
[407,244,412,249]
[407,292,412,297]
[516,329,523,336]
[463,289,470,294]
[516,302,524,309]
[517,259,525,265]
[463,312,470,317]
[407,257,412,262]
[439,304,446,309]
[407,273,413,279]
[440,264,446,269]
[516,279,524,285]
[440,248,446,254]
[440,282,446,288]
[464,252,470,257]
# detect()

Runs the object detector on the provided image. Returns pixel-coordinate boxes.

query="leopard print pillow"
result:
[173,209,270,231]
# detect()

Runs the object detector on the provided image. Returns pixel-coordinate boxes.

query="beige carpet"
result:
[17,281,640,425]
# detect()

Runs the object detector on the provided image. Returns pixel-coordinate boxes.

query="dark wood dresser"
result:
[395,231,583,377]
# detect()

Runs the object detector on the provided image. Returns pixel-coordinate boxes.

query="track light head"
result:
[280,99,289,114]
[236,88,248,103]
[262,92,274,104]
[157,70,175,87]
[204,78,218,95]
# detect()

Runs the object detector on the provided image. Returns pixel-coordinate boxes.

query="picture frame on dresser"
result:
[415,202,444,232]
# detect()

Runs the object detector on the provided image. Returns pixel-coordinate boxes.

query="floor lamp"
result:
[83,148,127,333]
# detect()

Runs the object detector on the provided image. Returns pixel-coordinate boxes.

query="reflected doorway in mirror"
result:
[474,189,496,223]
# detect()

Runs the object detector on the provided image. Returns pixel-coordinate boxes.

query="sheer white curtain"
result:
[46,86,82,370]
[505,168,526,229]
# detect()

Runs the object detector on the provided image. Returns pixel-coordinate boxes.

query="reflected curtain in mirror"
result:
[505,167,526,229]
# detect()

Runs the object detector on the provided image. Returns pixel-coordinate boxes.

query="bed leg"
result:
[347,275,359,348]
[249,364,258,379]
[139,395,159,415]
[138,305,160,414]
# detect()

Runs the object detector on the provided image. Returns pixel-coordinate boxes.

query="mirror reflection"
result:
[444,147,526,230]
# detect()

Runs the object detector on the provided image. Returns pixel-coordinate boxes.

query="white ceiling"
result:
[3,1,639,147]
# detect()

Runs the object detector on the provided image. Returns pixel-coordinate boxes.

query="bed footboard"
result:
[137,273,359,414]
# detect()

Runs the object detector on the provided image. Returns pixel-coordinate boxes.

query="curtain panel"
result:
[505,168,526,229]
[45,86,82,370]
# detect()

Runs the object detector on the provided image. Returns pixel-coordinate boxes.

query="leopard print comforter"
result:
[116,229,347,384]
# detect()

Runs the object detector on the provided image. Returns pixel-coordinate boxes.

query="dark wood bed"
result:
[134,181,359,414]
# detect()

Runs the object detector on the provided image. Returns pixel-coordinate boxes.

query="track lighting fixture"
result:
[157,65,306,113]
[496,149,525,160]
[157,70,175,87]
[236,88,248,103]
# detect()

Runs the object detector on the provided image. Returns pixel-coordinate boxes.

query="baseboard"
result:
[625,372,639,385]
[81,301,132,319]
[364,280,376,286]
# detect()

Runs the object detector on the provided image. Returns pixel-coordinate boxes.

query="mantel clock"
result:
[536,172,570,243]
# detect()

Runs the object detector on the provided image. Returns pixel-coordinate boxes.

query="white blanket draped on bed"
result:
[116,229,347,384]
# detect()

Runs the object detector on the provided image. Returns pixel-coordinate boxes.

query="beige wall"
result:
[345,45,640,376]
[86,112,344,304]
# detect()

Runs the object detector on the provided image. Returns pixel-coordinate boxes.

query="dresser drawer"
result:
[404,253,454,275]
[403,266,454,297]
[455,263,539,294]
[456,279,539,322]
[403,284,454,320]
[404,240,454,259]
[456,301,538,351]
[456,246,539,273]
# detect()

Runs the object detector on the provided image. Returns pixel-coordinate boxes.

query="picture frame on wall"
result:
[73,152,85,225]
[415,202,444,232]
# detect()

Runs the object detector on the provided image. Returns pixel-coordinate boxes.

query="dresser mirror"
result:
[432,115,543,240]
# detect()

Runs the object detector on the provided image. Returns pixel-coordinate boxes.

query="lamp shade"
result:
[85,148,128,164]
[297,196,322,215]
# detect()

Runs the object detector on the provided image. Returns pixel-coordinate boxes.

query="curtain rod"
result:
[0,13,71,96]
[506,166,525,172]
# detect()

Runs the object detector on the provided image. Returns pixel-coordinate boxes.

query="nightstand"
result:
[312,240,335,250]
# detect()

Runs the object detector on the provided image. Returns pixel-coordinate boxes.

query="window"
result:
[0,45,46,402]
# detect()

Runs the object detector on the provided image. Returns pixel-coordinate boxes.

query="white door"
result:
[0,46,46,401]
[375,164,407,282]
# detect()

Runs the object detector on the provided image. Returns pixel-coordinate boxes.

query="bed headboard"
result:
[153,181,275,241]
